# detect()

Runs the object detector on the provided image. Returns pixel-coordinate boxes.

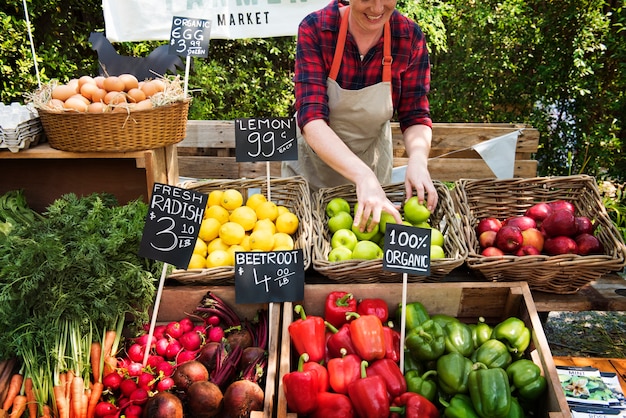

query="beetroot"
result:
[222,380,264,418]
[187,380,224,418]
[172,360,209,392]
[142,391,183,418]
[197,341,221,373]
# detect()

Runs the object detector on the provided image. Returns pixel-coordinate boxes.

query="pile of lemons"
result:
[187,189,300,269]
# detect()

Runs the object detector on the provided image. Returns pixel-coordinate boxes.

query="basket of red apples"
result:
[452,175,626,294]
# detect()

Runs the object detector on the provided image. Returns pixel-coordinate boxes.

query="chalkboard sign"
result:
[234,249,305,303]
[235,117,298,162]
[383,223,431,276]
[169,16,212,58]
[139,183,208,269]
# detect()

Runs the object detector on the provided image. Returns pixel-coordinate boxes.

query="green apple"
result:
[326,197,351,218]
[403,196,431,224]
[351,240,383,260]
[328,246,353,262]
[379,211,397,233]
[431,227,444,247]
[351,222,380,241]
[414,221,431,229]
[331,228,359,251]
[430,244,446,260]
[328,211,353,234]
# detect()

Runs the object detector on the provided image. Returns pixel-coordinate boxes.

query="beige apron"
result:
[283,6,394,192]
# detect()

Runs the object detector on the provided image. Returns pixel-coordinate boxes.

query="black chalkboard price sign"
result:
[383,223,432,276]
[235,117,298,162]
[169,16,212,58]
[234,249,305,303]
[139,183,208,269]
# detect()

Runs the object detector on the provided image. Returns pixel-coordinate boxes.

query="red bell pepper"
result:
[347,312,386,361]
[327,349,362,395]
[282,353,319,415]
[303,360,330,392]
[365,358,407,399]
[288,304,326,363]
[390,392,440,418]
[310,392,355,418]
[357,298,389,322]
[347,360,390,418]
[326,321,358,359]
[383,325,401,363]
[325,291,357,328]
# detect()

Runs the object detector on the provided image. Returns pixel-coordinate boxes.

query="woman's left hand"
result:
[353,172,403,232]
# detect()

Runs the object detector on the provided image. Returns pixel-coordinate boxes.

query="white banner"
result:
[472,130,520,179]
[102,0,328,42]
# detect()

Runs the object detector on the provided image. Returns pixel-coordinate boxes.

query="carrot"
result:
[53,384,69,418]
[23,377,36,418]
[8,395,26,418]
[70,375,85,418]
[85,382,103,418]
[90,342,102,384]
[102,331,117,359]
[2,373,23,411]
[41,405,53,418]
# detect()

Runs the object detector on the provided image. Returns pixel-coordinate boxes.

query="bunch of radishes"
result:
[476,199,604,257]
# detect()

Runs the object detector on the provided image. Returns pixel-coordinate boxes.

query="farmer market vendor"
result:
[282,0,438,231]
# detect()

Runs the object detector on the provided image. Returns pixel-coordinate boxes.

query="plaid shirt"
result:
[294,1,432,132]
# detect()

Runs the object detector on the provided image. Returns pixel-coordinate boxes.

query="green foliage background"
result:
[1,0,625,182]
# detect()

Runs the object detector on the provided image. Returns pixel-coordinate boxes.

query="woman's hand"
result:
[405,156,438,211]
[353,173,402,232]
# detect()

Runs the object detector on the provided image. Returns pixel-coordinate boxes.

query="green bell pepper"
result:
[441,393,481,418]
[505,397,525,418]
[436,351,473,395]
[406,319,446,361]
[470,317,493,349]
[468,363,512,418]
[506,359,548,401]
[443,321,475,357]
[491,317,531,358]
[406,369,438,402]
[400,301,431,330]
[432,313,461,328]
[471,339,512,369]
[403,350,424,373]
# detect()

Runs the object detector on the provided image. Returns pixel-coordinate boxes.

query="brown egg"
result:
[126,88,146,103]
[47,98,65,111]
[118,74,139,91]
[87,102,107,113]
[94,76,106,89]
[52,84,78,101]
[140,80,159,98]
[80,82,100,101]
[63,97,88,112]
[67,78,80,92]
[90,88,108,103]
[133,99,153,111]
[104,91,127,105]
[102,76,125,92]
[69,93,90,105]
[151,79,166,92]
[78,75,95,89]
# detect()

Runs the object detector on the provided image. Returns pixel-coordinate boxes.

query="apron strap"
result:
[329,6,392,83]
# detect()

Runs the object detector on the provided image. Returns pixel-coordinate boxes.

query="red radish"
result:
[153,324,167,339]
[165,321,184,339]
[157,377,175,392]
[166,340,183,360]
[137,372,156,390]
[126,361,144,377]
[155,338,170,357]
[205,315,221,327]
[134,333,156,348]
[102,371,123,391]
[155,361,175,377]
[179,331,203,351]
[94,401,118,417]
[127,343,145,363]
[208,326,225,342]
[193,324,207,334]
[179,317,195,333]
[146,354,165,369]
[129,387,149,405]
[119,378,138,398]
[176,349,199,365]
[123,404,143,418]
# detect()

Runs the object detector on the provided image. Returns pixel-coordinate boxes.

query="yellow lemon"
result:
[255,201,279,222]
[245,193,267,210]
[199,218,221,243]
[276,212,299,235]
[253,218,277,234]
[249,229,275,251]
[277,205,290,216]
[227,244,245,264]
[208,190,225,207]
[240,234,251,251]
[187,253,206,269]
[193,238,208,257]
[206,250,231,268]
[221,189,244,211]
[207,237,230,254]
[205,205,230,224]
[219,221,246,245]
[229,206,258,231]
[273,232,295,250]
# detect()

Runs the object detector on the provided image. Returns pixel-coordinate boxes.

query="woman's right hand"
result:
[353,172,403,233]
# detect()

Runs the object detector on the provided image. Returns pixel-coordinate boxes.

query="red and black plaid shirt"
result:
[294,1,432,133]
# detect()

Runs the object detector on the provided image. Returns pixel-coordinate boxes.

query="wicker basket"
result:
[167,176,313,285]
[452,175,626,294]
[38,100,189,152]
[312,181,468,283]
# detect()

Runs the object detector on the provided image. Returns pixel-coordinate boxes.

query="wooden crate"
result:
[277,282,571,418]
[156,285,282,418]
[178,121,539,181]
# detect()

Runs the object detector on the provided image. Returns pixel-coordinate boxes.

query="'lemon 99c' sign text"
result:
[383,223,431,276]
[139,183,207,269]
[235,117,298,162]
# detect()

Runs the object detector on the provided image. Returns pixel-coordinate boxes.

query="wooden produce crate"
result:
[453,175,626,294]
[277,282,571,418]
[312,181,468,283]
[167,176,313,285]
[156,285,282,418]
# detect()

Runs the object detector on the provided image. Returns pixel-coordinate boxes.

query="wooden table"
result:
[553,356,626,394]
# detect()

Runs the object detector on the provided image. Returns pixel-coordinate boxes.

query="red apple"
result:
[541,209,577,237]
[495,225,523,253]
[515,245,542,256]
[575,233,604,255]
[476,217,502,235]
[521,227,545,252]
[479,230,498,249]
[543,236,578,255]
[481,246,505,257]
[575,216,595,236]
[504,215,537,231]
[549,200,576,215]
[525,202,553,224]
